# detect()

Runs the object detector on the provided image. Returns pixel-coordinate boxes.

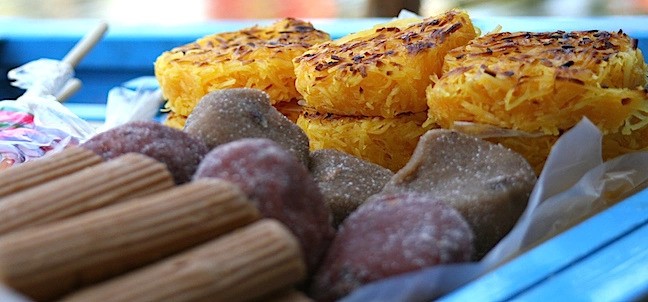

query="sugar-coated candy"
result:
[81,121,209,184]
[184,88,311,166]
[382,129,536,258]
[310,192,474,302]
[309,149,393,228]
[194,138,334,272]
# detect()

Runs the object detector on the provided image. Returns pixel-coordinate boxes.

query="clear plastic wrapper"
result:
[0,22,112,170]
[0,59,95,170]
[0,70,162,170]
[99,77,164,133]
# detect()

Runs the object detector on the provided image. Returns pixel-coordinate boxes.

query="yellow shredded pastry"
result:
[297,112,434,172]
[155,18,330,118]
[163,112,187,129]
[294,10,477,118]
[488,126,648,175]
[427,30,648,135]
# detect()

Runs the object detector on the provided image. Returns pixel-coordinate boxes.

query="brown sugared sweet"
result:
[382,129,537,258]
[309,149,393,228]
[310,193,474,302]
[81,121,209,184]
[184,88,311,166]
[194,138,334,272]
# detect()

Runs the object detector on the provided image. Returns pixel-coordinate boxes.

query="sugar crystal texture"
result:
[310,192,474,302]
[184,88,310,166]
[382,129,536,258]
[81,121,209,184]
[309,149,393,228]
[194,138,334,272]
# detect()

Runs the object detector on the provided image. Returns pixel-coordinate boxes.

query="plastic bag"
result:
[99,76,164,133]
[0,59,95,169]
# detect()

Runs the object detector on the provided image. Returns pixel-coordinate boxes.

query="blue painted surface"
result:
[442,188,648,301]
[516,222,648,302]
[64,103,106,122]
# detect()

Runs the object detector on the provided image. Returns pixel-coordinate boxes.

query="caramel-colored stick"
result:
[0,147,102,198]
[55,78,82,103]
[60,219,306,302]
[0,153,173,235]
[0,179,260,301]
[62,21,108,68]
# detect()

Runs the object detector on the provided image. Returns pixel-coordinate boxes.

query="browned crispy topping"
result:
[555,76,586,85]
[561,60,575,67]
[301,110,420,120]
[445,29,638,82]
[451,30,632,64]
[294,10,469,77]
[169,18,330,65]
[482,65,497,77]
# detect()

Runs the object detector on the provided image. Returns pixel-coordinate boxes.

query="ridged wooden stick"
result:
[0,153,173,235]
[0,146,102,198]
[60,219,306,302]
[0,178,260,301]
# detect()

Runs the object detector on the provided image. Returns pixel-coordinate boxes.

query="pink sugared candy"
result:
[81,121,209,184]
[310,193,475,301]
[194,138,335,272]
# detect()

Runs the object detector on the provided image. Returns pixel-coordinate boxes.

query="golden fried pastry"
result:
[274,99,303,123]
[294,10,477,118]
[296,112,434,172]
[488,124,648,174]
[427,30,648,173]
[155,18,330,127]
[163,111,187,129]
[427,30,648,135]
[168,105,313,130]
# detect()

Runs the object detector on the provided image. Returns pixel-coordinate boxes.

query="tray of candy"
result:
[1,14,648,301]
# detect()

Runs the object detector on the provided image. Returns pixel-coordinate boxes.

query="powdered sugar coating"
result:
[382,129,536,258]
[184,88,310,166]
[81,121,209,184]
[309,149,393,228]
[310,193,474,301]
[194,138,334,272]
